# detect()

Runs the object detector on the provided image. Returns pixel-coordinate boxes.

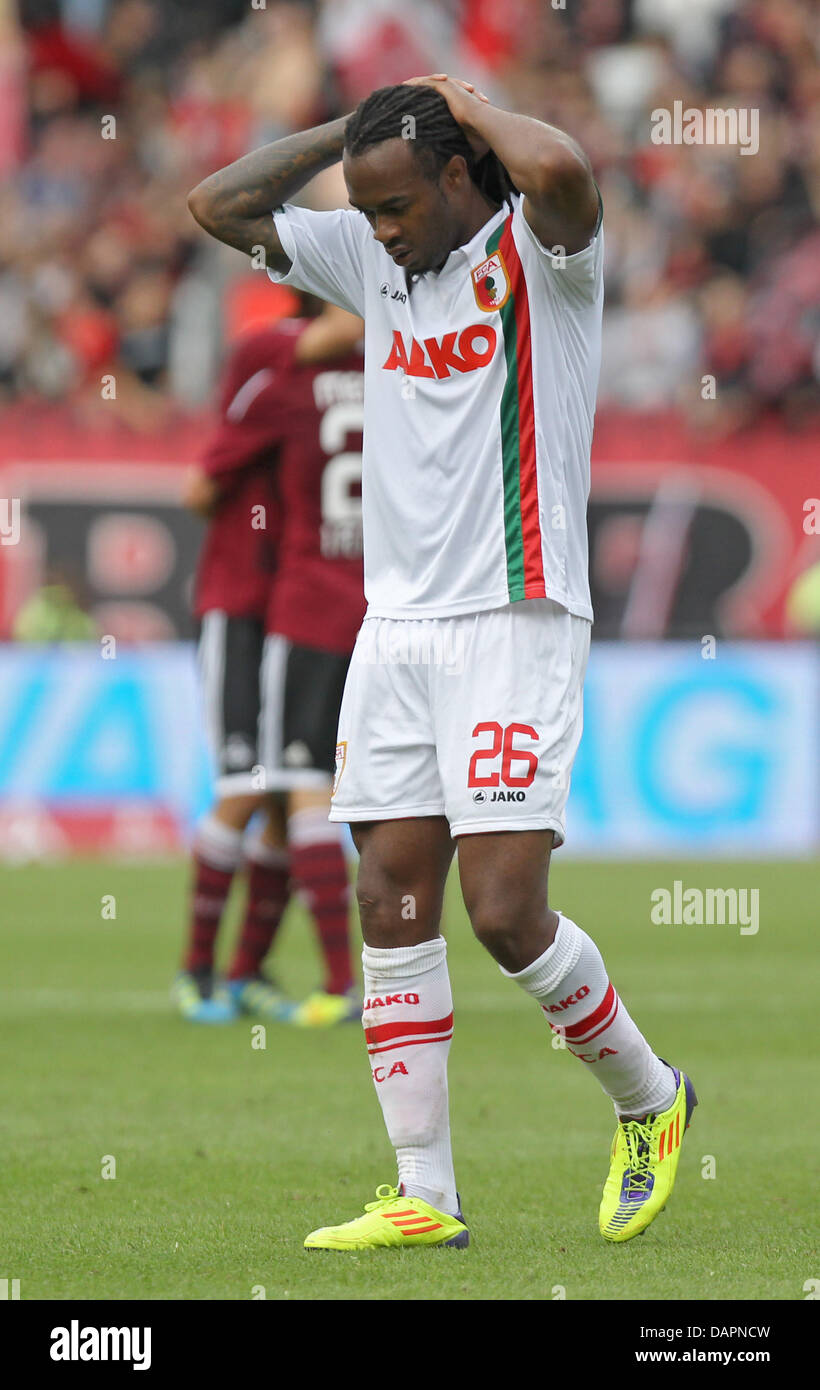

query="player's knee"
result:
[355,881,388,936]
[356,877,407,940]
[215,793,263,829]
[355,873,438,945]
[468,888,544,952]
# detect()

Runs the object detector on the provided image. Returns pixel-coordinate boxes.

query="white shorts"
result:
[329,598,590,844]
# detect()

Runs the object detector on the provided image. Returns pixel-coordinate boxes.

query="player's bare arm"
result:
[294,305,363,367]
[187,117,350,271]
[182,466,219,518]
[406,75,599,255]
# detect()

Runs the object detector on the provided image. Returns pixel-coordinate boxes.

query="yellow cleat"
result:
[599,1065,697,1242]
[304,1185,469,1250]
[291,989,360,1028]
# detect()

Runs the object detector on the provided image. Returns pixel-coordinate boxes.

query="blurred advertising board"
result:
[0,409,206,643]
[0,642,815,859]
[0,645,209,858]
[0,408,818,641]
[571,642,818,855]
[588,413,818,640]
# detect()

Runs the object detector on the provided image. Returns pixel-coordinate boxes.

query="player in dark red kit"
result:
[173,300,365,1024]
[261,315,367,1025]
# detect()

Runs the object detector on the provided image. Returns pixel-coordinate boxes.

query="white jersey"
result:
[269,192,603,621]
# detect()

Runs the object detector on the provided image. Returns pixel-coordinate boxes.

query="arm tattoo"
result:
[188,117,349,270]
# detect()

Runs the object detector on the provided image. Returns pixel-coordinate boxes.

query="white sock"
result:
[194,813,244,872]
[242,826,289,871]
[502,914,677,1117]
[287,806,343,848]
[362,936,458,1216]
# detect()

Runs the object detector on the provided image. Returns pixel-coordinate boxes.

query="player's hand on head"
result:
[404,74,490,103]
[402,75,491,157]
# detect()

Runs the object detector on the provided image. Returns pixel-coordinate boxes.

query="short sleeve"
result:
[201,329,294,479]
[267,204,367,317]
[513,191,603,307]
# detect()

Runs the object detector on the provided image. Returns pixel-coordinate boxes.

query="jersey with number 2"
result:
[265,320,366,655]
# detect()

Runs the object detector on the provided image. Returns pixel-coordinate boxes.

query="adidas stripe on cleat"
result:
[304,1185,469,1250]
[599,1065,698,1242]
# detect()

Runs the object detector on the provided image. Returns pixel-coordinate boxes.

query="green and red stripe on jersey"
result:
[485,215,546,603]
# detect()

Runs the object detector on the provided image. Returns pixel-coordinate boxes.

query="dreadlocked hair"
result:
[344,84,516,210]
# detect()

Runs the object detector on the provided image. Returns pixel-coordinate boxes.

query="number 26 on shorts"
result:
[467,721,539,789]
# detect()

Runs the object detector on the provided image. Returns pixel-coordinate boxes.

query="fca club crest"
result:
[471,250,511,311]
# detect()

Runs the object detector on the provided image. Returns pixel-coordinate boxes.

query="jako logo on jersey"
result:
[379,282,407,303]
[383,326,497,379]
[363,994,420,1010]
[546,986,591,1014]
[373,1061,408,1082]
[471,250,511,312]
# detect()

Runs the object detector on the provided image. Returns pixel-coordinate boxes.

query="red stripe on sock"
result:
[364,1012,453,1047]
[227,859,289,980]
[184,854,236,973]
[289,840,353,995]
[559,983,616,1040]
[368,1032,453,1057]
[567,996,620,1045]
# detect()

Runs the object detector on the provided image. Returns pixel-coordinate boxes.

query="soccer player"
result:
[259,305,367,1026]
[188,76,697,1245]
[175,301,364,1026]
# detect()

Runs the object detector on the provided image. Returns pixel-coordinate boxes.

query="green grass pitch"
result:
[1,856,816,1302]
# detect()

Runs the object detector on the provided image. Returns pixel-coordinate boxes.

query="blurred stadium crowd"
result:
[0,0,818,434]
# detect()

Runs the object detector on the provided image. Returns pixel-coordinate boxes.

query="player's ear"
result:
[440,154,470,195]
